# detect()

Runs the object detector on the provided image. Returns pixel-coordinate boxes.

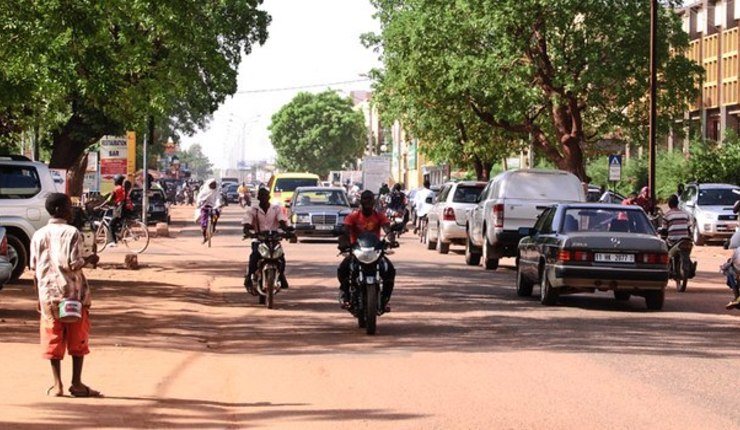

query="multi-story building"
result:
[678,0,740,145]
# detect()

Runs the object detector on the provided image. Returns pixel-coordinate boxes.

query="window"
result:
[437,185,451,203]
[697,188,740,206]
[561,208,654,234]
[453,185,485,203]
[534,208,556,234]
[0,165,41,199]
[294,190,348,207]
[274,178,319,192]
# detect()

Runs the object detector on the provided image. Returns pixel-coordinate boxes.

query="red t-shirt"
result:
[112,186,126,204]
[344,210,390,244]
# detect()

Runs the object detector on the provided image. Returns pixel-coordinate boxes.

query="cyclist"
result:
[196,179,223,244]
[100,174,126,246]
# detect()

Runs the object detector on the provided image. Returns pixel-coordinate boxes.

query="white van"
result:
[466,169,585,270]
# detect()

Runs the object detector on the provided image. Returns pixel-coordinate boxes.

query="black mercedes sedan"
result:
[130,188,171,225]
[516,204,669,310]
[289,187,352,241]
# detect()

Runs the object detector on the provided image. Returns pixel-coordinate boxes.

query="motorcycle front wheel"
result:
[264,268,276,309]
[365,284,378,335]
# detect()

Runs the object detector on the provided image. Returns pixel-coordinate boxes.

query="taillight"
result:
[557,249,591,262]
[640,253,668,264]
[0,236,6,257]
[492,203,504,228]
[443,207,455,221]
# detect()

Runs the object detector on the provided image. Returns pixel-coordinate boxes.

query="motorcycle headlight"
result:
[258,243,270,258]
[295,214,311,224]
[353,246,381,264]
[272,245,284,259]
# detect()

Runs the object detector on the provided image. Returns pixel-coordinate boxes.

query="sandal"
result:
[69,385,103,398]
[47,385,63,397]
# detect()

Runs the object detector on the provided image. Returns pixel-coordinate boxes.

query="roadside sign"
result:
[608,155,622,182]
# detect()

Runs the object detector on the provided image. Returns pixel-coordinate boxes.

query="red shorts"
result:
[40,308,90,360]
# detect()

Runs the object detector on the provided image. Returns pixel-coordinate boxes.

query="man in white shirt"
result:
[242,187,291,292]
[413,179,434,232]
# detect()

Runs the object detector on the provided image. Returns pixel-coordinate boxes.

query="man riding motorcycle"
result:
[242,187,291,293]
[661,194,695,285]
[237,182,251,208]
[386,183,408,225]
[337,190,397,312]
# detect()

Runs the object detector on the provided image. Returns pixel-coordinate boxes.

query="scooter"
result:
[249,230,293,309]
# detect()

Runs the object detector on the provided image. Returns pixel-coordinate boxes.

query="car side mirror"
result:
[518,227,537,237]
[425,196,434,204]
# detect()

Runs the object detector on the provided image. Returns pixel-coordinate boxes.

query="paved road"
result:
[1,205,738,429]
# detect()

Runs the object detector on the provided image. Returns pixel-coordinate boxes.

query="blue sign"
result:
[608,155,622,182]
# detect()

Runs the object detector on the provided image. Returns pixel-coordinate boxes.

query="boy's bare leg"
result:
[49,359,63,396]
[71,356,84,389]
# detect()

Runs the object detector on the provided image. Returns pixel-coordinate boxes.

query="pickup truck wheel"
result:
[436,228,450,254]
[614,291,631,301]
[516,262,533,297]
[539,270,558,305]
[465,235,481,266]
[482,237,499,270]
[7,234,27,282]
[644,290,664,310]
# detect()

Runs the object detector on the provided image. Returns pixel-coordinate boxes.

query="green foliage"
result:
[176,144,213,179]
[586,151,690,200]
[268,91,367,177]
[367,0,701,180]
[0,1,270,167]
[688,133,740,185]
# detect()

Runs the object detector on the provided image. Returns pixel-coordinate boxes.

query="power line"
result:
[235,78,371,94]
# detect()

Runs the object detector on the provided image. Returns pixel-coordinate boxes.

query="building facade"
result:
[679,0,740,145]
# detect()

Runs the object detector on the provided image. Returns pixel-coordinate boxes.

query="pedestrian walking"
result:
[30,193,102,398]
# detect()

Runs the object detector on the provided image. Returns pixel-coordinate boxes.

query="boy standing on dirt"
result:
[30,193,102,397]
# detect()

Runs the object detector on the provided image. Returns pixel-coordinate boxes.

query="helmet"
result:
[113,174,125,185]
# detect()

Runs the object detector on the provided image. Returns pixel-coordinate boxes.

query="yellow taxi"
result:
[267,172,320,207]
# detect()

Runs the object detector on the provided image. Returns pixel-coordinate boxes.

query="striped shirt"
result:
[662,208,691,243]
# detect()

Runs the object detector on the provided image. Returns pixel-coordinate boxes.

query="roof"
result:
[294,186,346,192]
[272,172,320,179]
[693,183,740,189]
[557,203,644,211]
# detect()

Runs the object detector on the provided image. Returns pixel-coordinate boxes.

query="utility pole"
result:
[648,0,658,204]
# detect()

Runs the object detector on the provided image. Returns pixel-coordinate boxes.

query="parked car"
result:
[224,183,240,203]
[289,187,352,241]
[466,169,585,270]
[129,188,171,224]
[679,183,740,245]
[599,190,626,204]
[425,181,486,254]
[0,227,13,289]
[517,203,669,310]
[267,172,320,207]
[0,155,57,282]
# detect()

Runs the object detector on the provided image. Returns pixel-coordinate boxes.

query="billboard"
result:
[99,136,128,194]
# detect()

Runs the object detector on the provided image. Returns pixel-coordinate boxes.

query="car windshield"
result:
[697,188,740,206]
[274,178,318,192]
[452,185,484,203]
[561,208,654,234]
[294,190,348,207]
[227,184,238,192]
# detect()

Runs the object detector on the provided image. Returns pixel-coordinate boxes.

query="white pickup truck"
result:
[465,169,585,270]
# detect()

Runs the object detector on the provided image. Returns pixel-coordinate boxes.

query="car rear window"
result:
[275,178,319,192]
[561,208,654,234]
[452,185,484,203]
[0,165,42,199]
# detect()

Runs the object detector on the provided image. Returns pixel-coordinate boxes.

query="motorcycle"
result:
[249,230,293,309]
[238,192,250,208]
[661,230,697,292]
[339,227,401,335]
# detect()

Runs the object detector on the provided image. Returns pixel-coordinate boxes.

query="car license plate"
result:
[595,253,635,263]
[315,225,333,231]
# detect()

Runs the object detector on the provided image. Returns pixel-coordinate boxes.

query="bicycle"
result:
[93,206,150,254]
[202,205,220,248]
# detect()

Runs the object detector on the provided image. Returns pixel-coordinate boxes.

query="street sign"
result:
[608,155,622,182]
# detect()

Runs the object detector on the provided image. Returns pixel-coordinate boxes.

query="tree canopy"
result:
[0,0,270,172]
[366,0,701,180]
[268,90,367,177]
[176,144,213,179]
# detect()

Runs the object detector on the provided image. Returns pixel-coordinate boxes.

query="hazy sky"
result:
[180,0,381,169]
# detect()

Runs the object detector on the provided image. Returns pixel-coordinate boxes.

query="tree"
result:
[269,91,367,177]
[0,1,270,190]
[366,0,701,181]
[177,144,213,179]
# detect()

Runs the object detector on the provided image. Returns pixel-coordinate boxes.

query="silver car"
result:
[679,183,740,245]
[425,181,486,254]
[0,227,13,289]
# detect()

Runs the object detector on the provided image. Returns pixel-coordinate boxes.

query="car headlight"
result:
[353,247,381,264]
[295,214,311,224]
[258,243,271,258]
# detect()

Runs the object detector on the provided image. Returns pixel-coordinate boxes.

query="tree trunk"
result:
[67,152,88,197]
[472,156,484,181]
